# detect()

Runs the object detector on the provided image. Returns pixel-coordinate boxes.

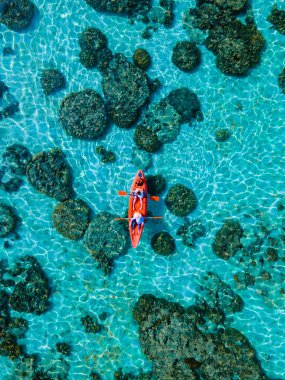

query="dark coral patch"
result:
[59,89,108,140]
[102,54,150,128]
[9,256,50,315]
[212,219,243,260]
[2,144,32,175]
[0,202,17,237]
[215,128,230,141]
[177,219,206,247]
[133,48,151,70]
[84,0,151,16]
[133,294,267,379]
[26,148,73,201]
[151,231,175,255]
[84,212,128,275]
[267,5,285,35]
[146,174,166,195]
[52,199,90,240]
[278,67,285,94]
[81,315,101,334]
[40,69,66,96]
[172,41,201,72]
[0,0,36,32]
[165,184,197,217]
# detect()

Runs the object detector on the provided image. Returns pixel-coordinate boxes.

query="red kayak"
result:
[128,170,148,248]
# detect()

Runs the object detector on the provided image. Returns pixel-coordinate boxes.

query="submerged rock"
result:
[84,0,151,16]
[59,89,108,140]
[146,174,166,195]
[177,219,206,247]
[133,294,268,379]
[278,67,285,94]
[40,69,66,96]
[172,41,201,72]
[2,143,32,175]
[102,54,150,128]
[78,27,111,69]
[95,145,116,164]
[56,342,72,356]
[267,5,285,35]
[133,48,151,71]
[0,202,17,237]
[9,255,50,315]
[212,219,243,260]
[84,212,128,274]
[151,231,175,255]
[165,184,197,217]
[0,0,36,32]
[52,199,91,240]
[81,314,101,334]
[215,128,230,141]
[26,148,73,201]
[166,87,203,124]
[186,2,265,76]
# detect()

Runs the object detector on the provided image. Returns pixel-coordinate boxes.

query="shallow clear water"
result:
[0,0,284,379]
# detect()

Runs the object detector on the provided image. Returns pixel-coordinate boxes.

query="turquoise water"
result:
[0,0,285,379]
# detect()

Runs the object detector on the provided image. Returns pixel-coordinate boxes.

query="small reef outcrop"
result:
[165,184,197,217]
[26,148,73,201]
[177,219,206,247]
[40,69,66,96]
[59,89,108,140]
[0,0,36,32]
[267,5,285,35]
[172,41,201,72]
[52,199,91,240]
[0,202,18,237]
[151,231,176,255]
[212,219,243,260]
[84,212,128,274]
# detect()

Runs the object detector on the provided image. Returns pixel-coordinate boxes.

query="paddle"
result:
[114,217,163,221]
[118,191,159,201]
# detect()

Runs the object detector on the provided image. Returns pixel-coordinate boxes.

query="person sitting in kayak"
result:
[130,211,144,235]
[131,188,146,210]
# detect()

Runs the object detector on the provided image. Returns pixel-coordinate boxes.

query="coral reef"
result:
[113,368,152,380]
[56,342,72,356]
[165,184,197,217]
[40,69,66,96]
[52,199,91,240]
[172,41,201,72]
[198,272,244,315]
[133,48,151,70]
[84,0,151,17]
[212,219,243,260]
[146,174,166,195]
[0,202,17,237]
[184,2,265,76]
[81,315,101,334]
[133,293,268,379]
[177,219,206,247]
[278,67,285,94]
[0,81,19,119]
[9,255,50,315]
[84,211,128,274]
[26,148,74,201]
[3,46,15,56]
[0,0,36,32]
[267,5,285,35]
[95,145,116,164]
[59,89,108,140]
[215,128,230,141]
[151,231,175,255]
[131,148,152,170]
[2,144,32,175]
[134,124,162,153]
[78,27,111,69]
[166,87,203,124]
[102,54,150,128]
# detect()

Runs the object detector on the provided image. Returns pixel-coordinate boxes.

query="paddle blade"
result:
[118,191,128,196]
[150,195,160,201]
